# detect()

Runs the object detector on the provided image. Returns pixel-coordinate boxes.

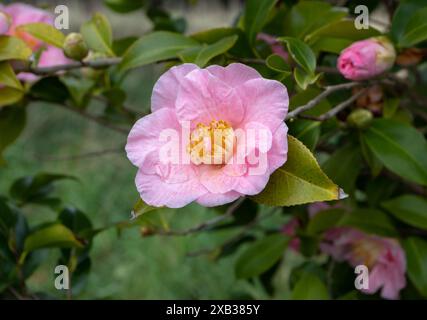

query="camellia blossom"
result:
[320,227,406,300]
[126,63,289,208]
[0,3,70,81]
[307,202,406,300]
[0,10,10,35]
[337,36,396,81]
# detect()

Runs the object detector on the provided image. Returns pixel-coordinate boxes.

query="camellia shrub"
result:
[1,0,427,300]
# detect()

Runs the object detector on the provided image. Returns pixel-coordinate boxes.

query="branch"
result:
[300,89,367,121]
[156,197,246,236]
[286,82,359,120]
[16,57,122,75]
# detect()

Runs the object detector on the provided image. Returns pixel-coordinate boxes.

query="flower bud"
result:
[63,32,89,61]
[0,11,11,35]
[338,37,396,81]
[347,109,373,129]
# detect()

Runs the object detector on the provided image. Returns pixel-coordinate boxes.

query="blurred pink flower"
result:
[0,10,10,35]
[320,227,406,300]
[337,37,396,81]
[126,63,289,208]
[281,218,300,251]
[0,3,70,81]
[257,33,289,61]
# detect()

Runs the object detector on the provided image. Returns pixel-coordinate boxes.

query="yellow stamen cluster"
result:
[351,238,383,268]
[187,120,235,165]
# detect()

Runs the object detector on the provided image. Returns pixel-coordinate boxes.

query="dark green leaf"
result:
[279,37,316,74]
[403,237,427,298]
[292,272,329,300]
[244,0,277,45]
[382,195,427,230]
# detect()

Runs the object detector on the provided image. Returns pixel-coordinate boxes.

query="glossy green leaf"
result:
[253,136,345,206]
[119,31,199,71]
[289,120,320,151]
[24,224,83,254]
[235,234,288,279]
[104,0,144,13]
[361,119,427,186]
[266,53,291,73]
[382,195,427,230]
[0,62,23,91]
[279,37,316,74]
[338,209,398,237]
[391,0,427,46]
[294,68,321,90]
[17,23,65,48]
[399,7,427,47]
[0,36,32,61]
[292,272,329,300]
[81,13,114,56]
[0,107,26,164]
[244,0,277,45]
[403,237,427,298]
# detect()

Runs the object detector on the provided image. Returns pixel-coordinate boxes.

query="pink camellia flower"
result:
[0,3,70,81]
[126,63,289,208]
[0,10,10,35]
[337,37,396,81]
[320,227,406,300]
[281,218,300,251]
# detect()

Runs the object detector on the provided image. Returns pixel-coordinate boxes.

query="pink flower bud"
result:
[337,37,396,81]
[0,11,10,35]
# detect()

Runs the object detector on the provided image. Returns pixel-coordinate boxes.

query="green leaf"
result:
[292,272,329,300]
[289,120,320,151]
[322,143,362,195]
[338,209,398,237]
[81,13,114,56]
[243,0,277,45]
[310,37,352,54]
[60,76,95,107]
[16,23,65,48]
[30,77,70,103]
[279,37,316,74]
[0,107,26,164]
[131,198,156,219]
[391,0,427,46]
[104,0,144,13]
[403,237,427,298]
[0,87,24,108]
[253,136,344,206]
[361,119,427,186]
[266,53,291,73]
[382,195,427,230]
[180,35,238,67]
[119,31,199,71]
[360,135,383,177]
[294,68,320,90]
[24,224,83,254]
[235,234,288,279]
[306,208,346,235]
[0,36,32,61]
[383,98,400,119]
[399,7,427,47]
[0,62,23,91]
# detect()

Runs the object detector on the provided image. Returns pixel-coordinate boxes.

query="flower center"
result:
[187,120,235,165]
[351,238,383,268]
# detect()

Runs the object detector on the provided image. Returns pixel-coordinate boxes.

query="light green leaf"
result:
[292,272,329,300]
[81,13,114,56]
[382,195,427,230]
[403,237,427,298]
[361,119,427,186]
[17,23,65,48]
[279,37,316,74]
[179,35,238,67]
[0,36,33,61]
[119,31,199,71]
[294,68,321,90]
[253,136,345,206]
[243,0,277,45]
[24,224,83,254]
[0,62,23,91]
[235,234,288,279]
[131,198,156,220]
[0,88,24,108]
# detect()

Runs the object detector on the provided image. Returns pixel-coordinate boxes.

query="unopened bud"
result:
[347,109,373,129]
[63,33,89,61]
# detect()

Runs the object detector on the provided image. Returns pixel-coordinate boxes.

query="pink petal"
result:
[196,191,241,207]
[151,63,199,112]
[206,63,262,88]
[175,68,245,127]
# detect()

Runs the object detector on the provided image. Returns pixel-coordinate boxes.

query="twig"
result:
[157,197,246,236]
[16,58,122,75]
[301,89,367,121]
[286,82,359,120]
